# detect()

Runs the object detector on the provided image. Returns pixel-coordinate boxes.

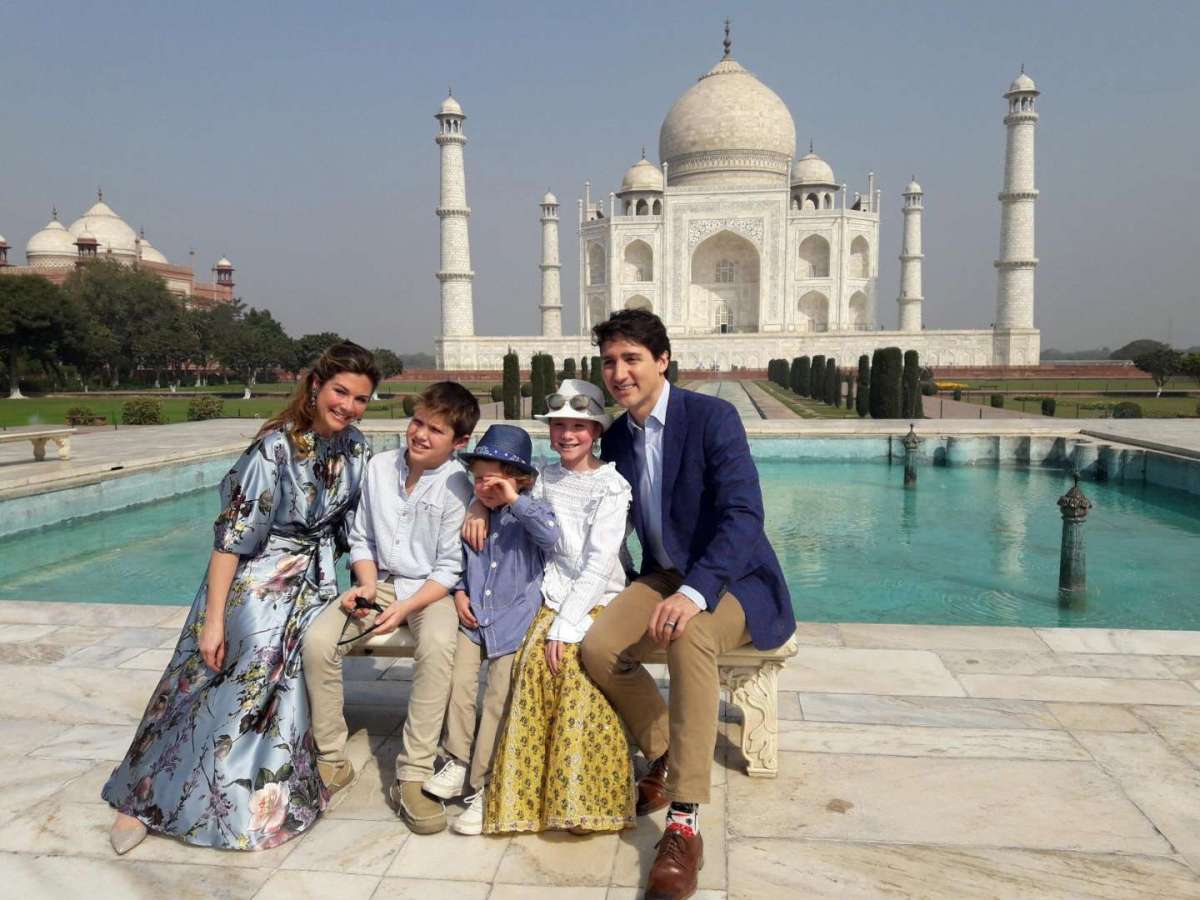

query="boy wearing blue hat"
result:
[423,424,559,834]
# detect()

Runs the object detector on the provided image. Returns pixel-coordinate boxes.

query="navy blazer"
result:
[601,385,794,650]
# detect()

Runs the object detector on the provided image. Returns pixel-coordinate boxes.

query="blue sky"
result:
[3,1,1199,352]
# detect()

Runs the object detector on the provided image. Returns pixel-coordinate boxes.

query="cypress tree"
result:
[788,357,801,394]
[901,350,921,419]
[795,356,810,395]
[878,347,904,418]
[845,372,855,410]
[530,353,547,416]
[856,354,870,418]
[502,350,520,420]
[810,355,825,398]
[580,356,589,380]
[825,358,837,405]
[541,353,557,395]
[562,357,576,379]
[868,349,883,418]
[667,360,679,383]
[590,355,611,404]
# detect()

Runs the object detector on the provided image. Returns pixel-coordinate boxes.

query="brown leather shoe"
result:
[645,826,703,900]
[636,752,670,816]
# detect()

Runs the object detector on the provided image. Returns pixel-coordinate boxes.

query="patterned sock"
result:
[665,801,699,836]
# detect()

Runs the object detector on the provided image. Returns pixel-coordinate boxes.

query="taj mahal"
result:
[434,27,1042,370]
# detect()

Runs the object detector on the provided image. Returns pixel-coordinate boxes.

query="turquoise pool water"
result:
[2,461,1198,628]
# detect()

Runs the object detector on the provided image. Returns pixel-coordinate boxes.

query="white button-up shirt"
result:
[628,381,706,610]
[348,449,473,600]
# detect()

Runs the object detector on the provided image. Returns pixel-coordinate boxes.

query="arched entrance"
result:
[848,291,869,330]
[797,291,829,332]
[689,230,759,333]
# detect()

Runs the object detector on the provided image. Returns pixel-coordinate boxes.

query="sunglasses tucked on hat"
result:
[458,424,537,475]
[534,378,612,431]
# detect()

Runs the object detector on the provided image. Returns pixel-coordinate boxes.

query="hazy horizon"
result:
[4,1,1198,354]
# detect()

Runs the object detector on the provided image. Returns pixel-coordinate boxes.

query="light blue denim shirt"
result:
[456,493,559,658]
[627,381,706,610]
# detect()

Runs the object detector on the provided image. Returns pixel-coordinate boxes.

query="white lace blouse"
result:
[534,461,633,643]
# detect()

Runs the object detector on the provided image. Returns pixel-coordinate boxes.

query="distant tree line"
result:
[0,261,403,395]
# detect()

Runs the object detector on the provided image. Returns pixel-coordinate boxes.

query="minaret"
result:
[435,92,475,337]
[539,191,562,337]
[898,177,924,331]
[994,69,1039,332]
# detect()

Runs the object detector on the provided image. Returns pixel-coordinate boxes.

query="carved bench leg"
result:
[725,661,783,778]
[31,439,48,461]
[51,437,71,460]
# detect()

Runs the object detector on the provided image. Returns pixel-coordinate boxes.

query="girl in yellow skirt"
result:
[470,379,636,835]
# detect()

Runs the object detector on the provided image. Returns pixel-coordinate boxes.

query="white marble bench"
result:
[348,628,799,777]
[0,427,75,461]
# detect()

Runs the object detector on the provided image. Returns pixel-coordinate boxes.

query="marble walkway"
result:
[2,601,1200,898]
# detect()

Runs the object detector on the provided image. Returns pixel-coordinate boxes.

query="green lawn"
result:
[756,381,861,419]
[960,393,1199,419]
[950,377,1168,393]
[0,395,437,428]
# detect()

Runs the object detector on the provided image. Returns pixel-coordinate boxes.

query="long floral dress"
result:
[102,425,369,850]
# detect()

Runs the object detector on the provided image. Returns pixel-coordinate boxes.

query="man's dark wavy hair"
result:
[591,309,671,361]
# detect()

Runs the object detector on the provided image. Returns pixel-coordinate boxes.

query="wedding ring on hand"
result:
[667,620,678,629]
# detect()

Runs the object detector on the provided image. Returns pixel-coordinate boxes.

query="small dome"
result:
[216,257,234,268]
[619,156,664,193]
[792,151,836,185]
[438,94,463,116]
[542,191,558,205]
[69,199,138,257]
[1007,71,1038,95]
[905,178,923,194]
[0,234,7,246]
[26,216,77,262]
[659,54,795,187]
[139,237,168,265]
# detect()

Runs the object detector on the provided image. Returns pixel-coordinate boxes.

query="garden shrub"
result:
[920,382,937,396]
[810,355,825,398]
[186,396,224,421]
[520,382,531,398]
[902,350,921,418]
[990,394,1005,409]
[856,355,870,418]
[953,389,963,401]
[869,348,902,418]
[1112,401,1143,419]
[121,398,164,425]
[530,353,548,416]
[65,406,102,426]
[1041,397,1056,417]
[563,357,576,379]
[490,385,503,403]
[667,360,679,384]
[825,358,837,405]
[402,395,416,416]
[793,356,810,396]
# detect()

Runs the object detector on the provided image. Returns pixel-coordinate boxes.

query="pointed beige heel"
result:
[109,813,148,855]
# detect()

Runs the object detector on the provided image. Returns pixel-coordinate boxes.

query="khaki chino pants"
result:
[580,570,751,804]
[302,581,459,782]
[443,630,516,794]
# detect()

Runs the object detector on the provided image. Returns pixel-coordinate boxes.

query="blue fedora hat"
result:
[458,424,537,475]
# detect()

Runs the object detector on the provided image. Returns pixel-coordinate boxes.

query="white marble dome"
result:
[542,190,558,205]
[792,151,836,185]
[905,178,923,194]
[659,55,795,187]
[619,156,664,193]
[139,237,168,264]
[1007,71,1037,94]
[69,200,138,258]
[216,257,233,268]
[25,216,77,266]
[439,94,463,116]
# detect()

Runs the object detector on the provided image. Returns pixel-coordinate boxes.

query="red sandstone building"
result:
[0,192,235,307]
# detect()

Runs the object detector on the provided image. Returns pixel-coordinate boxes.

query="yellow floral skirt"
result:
[483,605,635,834]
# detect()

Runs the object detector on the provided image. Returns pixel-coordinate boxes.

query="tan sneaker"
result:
[390,780,447,834]
[317,760,358,811]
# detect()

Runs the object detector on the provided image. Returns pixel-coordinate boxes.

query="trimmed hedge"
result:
[402,395,416,416]
[869,347,903,418]
[65,405,103,426]
[530,353,548,417]
[901,350,920,418]
[121,398,164,425]
[991,394,1005,409]
[563,358,577,379]
[667,360,679,384]
[186,395,224,421]
[1041,397,1056,417]
[953,389,963,401]
[1112,401,1143,419]
[824,358,837,405]
[490,385,503,403]
[793,356,810,396]
[810,355,825,398]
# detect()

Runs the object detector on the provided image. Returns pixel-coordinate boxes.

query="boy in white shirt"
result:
[302,381,479,834]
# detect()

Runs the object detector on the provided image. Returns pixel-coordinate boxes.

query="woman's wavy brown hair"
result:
[258,341,381,448]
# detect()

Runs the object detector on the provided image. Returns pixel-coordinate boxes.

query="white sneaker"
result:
[423,758,468,800]
[453,789,485,835]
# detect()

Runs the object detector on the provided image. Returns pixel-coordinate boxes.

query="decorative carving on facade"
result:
[687,217,764,251]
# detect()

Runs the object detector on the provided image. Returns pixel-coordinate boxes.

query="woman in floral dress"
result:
[103,342,379,853]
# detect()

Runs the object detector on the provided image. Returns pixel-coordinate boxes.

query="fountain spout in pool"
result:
[1057,474,1093,603]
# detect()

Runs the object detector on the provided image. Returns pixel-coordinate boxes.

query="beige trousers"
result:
[580,570,751,804]
[443,630,516,794]
[301,582,459,782]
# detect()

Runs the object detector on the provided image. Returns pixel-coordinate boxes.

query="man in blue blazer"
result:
[581,310,793,900]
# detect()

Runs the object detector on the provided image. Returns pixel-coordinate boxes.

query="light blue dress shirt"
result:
[628,381,706,610]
